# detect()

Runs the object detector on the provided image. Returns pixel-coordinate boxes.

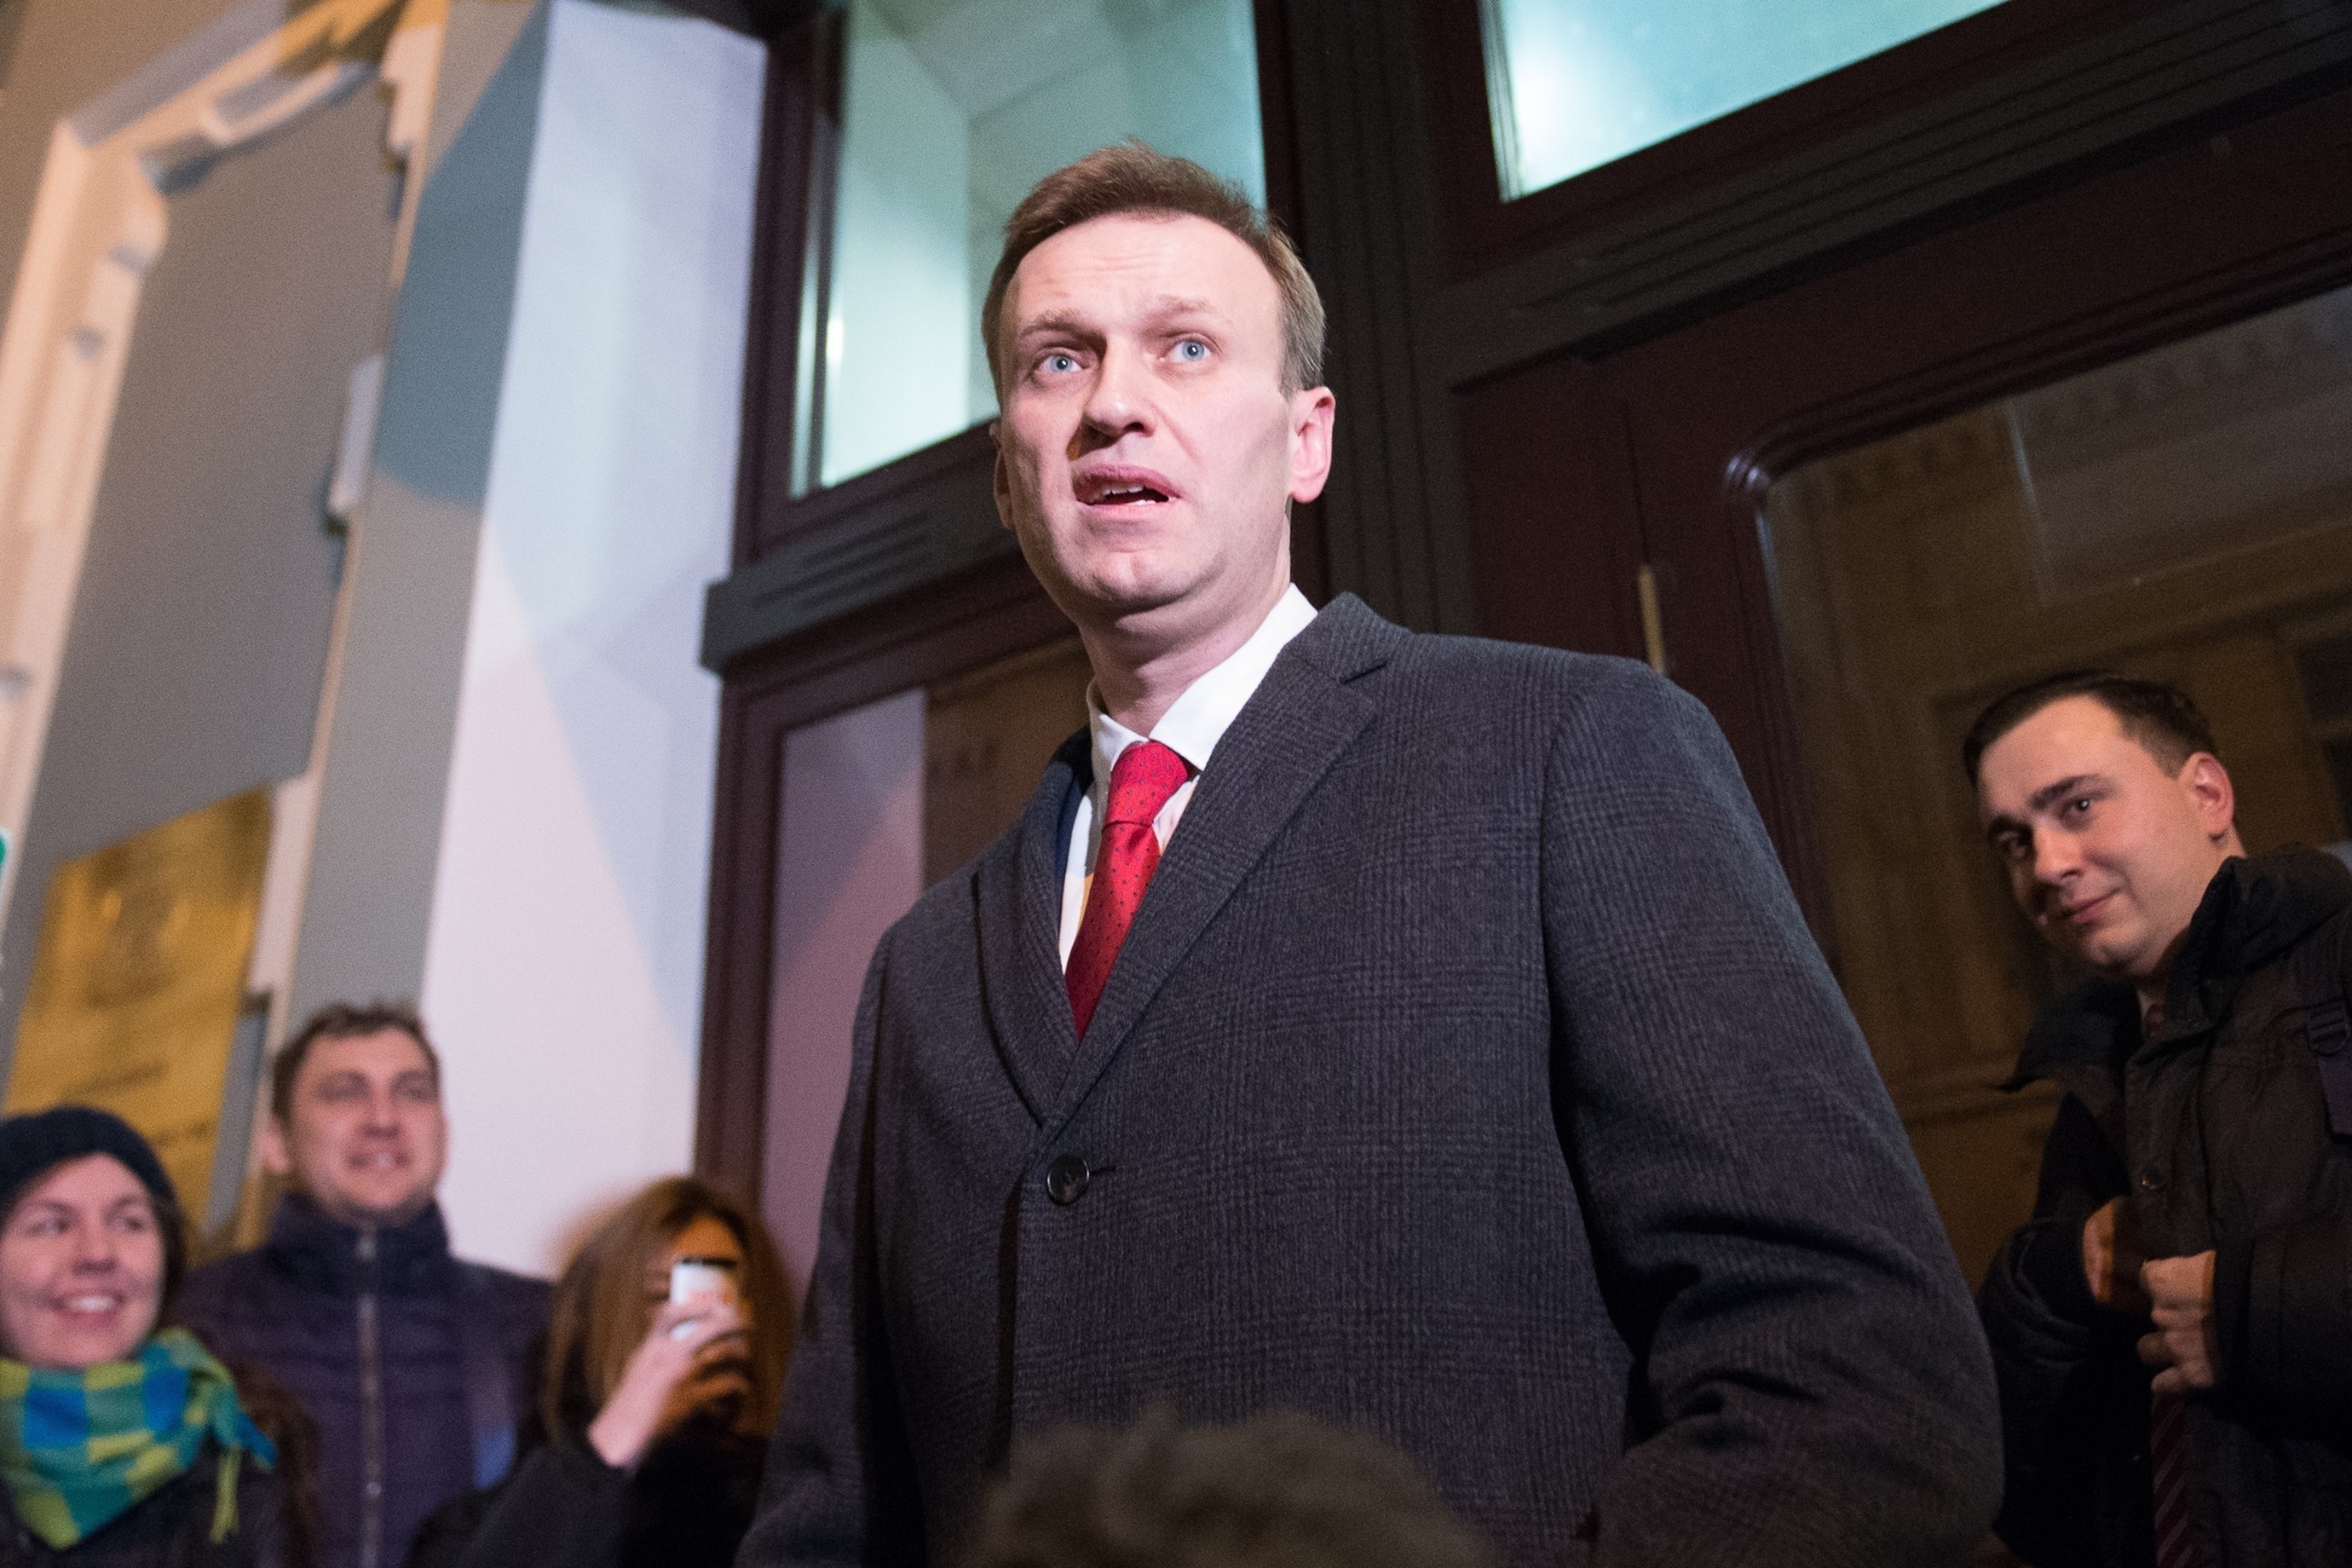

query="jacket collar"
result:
[2158,845,2352,1037]
[975,593,1405,1129]
[263,1191,456,1297]
[2009,846,2352,1095]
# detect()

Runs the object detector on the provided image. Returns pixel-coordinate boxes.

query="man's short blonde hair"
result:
[982,141,1326,397]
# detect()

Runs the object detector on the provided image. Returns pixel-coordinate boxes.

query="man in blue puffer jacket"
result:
[175,1003,549,1568]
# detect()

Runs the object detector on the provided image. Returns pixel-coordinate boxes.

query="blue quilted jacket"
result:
[174,1197,548,1568]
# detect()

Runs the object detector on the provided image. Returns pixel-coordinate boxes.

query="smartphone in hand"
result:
[668,1256,740,1337]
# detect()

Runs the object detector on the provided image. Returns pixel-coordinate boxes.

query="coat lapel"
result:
[1039,595,1404,1139]
[975,728,1089,1122]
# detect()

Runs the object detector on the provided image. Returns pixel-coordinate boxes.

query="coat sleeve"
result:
[2215,1207,2352,1410]
[737,938,927,1568]
[1536,663,2001,1566]
[2213,918,2352,1413]
[400,1443,632,1568]
[1976,1093,2135,1568]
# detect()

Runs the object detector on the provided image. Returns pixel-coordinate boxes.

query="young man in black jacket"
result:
[1970,671,2352,1568]
[174,1004,549,1568]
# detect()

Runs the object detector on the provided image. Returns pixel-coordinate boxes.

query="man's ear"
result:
[1287,386,1336,505]
[258,1116,294,1180]
[2180,752,2237,843]
[991,423,1014,531]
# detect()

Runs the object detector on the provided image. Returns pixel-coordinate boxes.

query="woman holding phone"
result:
[405,1178,790,1568]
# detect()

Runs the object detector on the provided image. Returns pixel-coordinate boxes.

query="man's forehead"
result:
[1978,697,2141,805]
[1005,212,1275,326]
[303,1028,433,1079]
[1992,696,2134,763]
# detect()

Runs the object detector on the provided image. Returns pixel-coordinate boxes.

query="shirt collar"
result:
[1088,584,1318,785]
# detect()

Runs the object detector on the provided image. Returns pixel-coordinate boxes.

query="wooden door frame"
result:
[692,0,1318,1199]
[692,0,2352,1194]
[1511,78,2352,942]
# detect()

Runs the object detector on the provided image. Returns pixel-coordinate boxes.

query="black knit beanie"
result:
[0,1106,178,1220]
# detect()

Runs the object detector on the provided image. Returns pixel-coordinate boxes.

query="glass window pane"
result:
[807,0,1265,492]
[1762,284,2352,1282]
[1479,0,2007,200]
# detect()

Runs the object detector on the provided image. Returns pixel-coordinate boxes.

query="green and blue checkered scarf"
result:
[0,1328,276,1549]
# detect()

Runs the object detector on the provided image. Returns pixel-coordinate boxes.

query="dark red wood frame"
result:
[1464,80,2352,949]
[694,2,1318,1197]
[1415,0,2145,280]
[694,0,2352,1196]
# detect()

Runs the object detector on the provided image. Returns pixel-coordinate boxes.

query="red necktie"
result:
[2151,1393,2197,1568]
[1067,740,1190,1037]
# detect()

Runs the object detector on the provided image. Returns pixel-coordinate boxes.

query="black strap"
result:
[2295,911,2352,1140]
[453,1263,517,1489]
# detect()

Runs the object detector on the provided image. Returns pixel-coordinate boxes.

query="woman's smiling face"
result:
[0,1155,165,1369]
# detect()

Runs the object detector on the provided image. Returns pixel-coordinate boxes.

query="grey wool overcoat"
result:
[740,595,2001,1567]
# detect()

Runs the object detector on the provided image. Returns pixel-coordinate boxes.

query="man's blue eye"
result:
[1044,354,1076,374]
[1174,340,1207,361]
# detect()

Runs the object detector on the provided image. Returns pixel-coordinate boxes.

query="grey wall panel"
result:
[0,82,400,1047]
[287,0,550,1021]
[0,0,257,316]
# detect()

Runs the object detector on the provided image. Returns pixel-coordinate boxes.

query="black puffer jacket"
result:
[172,1200,547,1568]
[0,1446,299,1568]
[1979,847,2352,1567]
[401,1419,765,1568]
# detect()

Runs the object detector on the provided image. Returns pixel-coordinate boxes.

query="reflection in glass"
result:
[806,0,1264,492]
[1478,0,2005,200]
[1762,283,2352,1282]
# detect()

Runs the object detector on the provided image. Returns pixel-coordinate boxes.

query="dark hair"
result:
[1962,670,2220,783]
[982,140,1326,397]
[539,1177,794,1445]
[968,1407,1491,1568]
[270,1001,439,1121]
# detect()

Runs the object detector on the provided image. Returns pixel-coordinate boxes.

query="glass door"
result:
[1764,285,2352,1278]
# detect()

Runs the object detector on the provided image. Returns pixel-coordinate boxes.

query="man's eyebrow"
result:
[1012,297,1225,342]
[1982,812,2026,846]
[2027,773,2104,814]
[1138,295,1221,322]
[1012,309,1096,344]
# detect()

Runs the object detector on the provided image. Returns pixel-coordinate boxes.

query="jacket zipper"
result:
[358,1224,384,1568]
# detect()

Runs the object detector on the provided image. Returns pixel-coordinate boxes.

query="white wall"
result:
[420,0,763,1274]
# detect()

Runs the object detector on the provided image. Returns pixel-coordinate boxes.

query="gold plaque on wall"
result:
[7,789,272,1214]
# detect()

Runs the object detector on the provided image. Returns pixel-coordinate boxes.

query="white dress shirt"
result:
[1057,585,1320,967]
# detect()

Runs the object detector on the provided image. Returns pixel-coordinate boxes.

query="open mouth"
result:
[1074,467,1176,508]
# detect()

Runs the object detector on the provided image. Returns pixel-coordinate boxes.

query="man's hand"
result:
[2080,1198,2149,1314]
[2138,1252,2218,1393]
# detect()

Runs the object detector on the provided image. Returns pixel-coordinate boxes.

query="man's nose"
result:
[2031,827,2082,884]
[1079,345,1153,441]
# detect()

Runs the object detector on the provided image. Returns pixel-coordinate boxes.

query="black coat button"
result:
[2138,1168,2167,1192]
[1045,1155,1090,1206]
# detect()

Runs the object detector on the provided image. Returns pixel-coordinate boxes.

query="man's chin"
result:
[1044,570,1191,629]
[318,1187,436,1229]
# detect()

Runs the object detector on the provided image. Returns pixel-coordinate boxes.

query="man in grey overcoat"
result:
[740,143,2001,1567]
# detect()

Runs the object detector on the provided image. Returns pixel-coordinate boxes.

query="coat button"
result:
[1045,1155,1090,1206]
[2138,1168,2167,1192]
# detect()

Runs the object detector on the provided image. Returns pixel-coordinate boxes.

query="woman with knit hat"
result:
[0,1106,305,1566]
